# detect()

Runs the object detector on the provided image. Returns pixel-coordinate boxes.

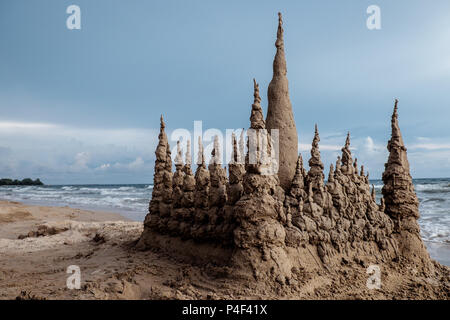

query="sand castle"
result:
[137,13,437,285]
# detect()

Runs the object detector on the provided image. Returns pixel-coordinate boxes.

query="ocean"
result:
[0,178,449,244]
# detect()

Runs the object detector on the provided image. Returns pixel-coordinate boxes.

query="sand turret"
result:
[247,80,266,173]
[237,129,244,164]
[341,132,353,175]
[250,79,265,130]
[145,115,168,231]
[180,140,195,237]
[382,100,419,220]
[381,100,431,267]
[287,154,307,204]
[306,124,325,192]
[228,133,245,205]
[265,13,298,191]
[328,164,335,184]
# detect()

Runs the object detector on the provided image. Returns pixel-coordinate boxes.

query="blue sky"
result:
[1,0,450,184]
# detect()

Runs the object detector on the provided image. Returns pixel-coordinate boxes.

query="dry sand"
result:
[0,200,448,300]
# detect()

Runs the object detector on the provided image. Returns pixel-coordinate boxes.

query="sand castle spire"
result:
[341,132,353,174]
[185,140,191,167]
[156,115,168,161]
[328,163,335,183]
[380,100,432,266]
[175,141,183,166]
[230,132,237,164]
[227,131,245,205]
[335,156,342,174]
[382,99,419,219]
[250,79,265,129]
[197,136,205,167]
[184,139,193,177]
[145,114,170,230]
[238,129,245,164]
[295,154,303,174]
[353,158,358,174]
[307,124,325,191]
[293,154,306,184]
[288,153,307,200]
[274,12,286,75]
[210,135,222,165]
[297,153,306,176]
[265,12,298,191]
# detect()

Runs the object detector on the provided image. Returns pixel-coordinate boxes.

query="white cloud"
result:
[0,120,158,184]
[0,121,57,130]
[128,157,144,170]
[71,152,90,171]
[363,136,384,154]
[410,143,450,150]
[97,163,111,170]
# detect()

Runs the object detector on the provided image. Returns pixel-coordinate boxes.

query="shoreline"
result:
[0,198,135,222]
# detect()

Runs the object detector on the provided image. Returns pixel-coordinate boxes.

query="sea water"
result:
[1,178,449,244]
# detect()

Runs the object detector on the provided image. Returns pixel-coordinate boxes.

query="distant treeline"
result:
[0,178,44,186]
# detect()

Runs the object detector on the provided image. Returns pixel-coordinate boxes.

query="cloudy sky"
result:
[1,0,450,184]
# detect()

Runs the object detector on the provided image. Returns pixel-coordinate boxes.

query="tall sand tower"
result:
[265,13,298,191]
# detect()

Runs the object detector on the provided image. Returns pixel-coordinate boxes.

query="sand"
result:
[0,200,448,300]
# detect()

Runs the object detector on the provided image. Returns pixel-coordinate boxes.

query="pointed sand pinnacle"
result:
[211,135,222,164]
[266,12,298,190]
[382,99,419,220]
[276,12,284,49]
[390,98,405,147]
[185,140,191,166]
[253,78,261,104]
[328,163,335,182]
[231,132,238,163]
[175,140,183,166]
[197,136,204,166]
[250,79,265,129]
[308,124,324,173]
[393,99,399,119]
[345,131,350,149]
[312,124,320,147]
[239,129,245,164]
[295,154,303,174]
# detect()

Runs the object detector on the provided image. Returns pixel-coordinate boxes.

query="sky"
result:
[1,0,450,184]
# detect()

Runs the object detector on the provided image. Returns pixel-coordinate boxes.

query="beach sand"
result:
[0,200,448,300]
